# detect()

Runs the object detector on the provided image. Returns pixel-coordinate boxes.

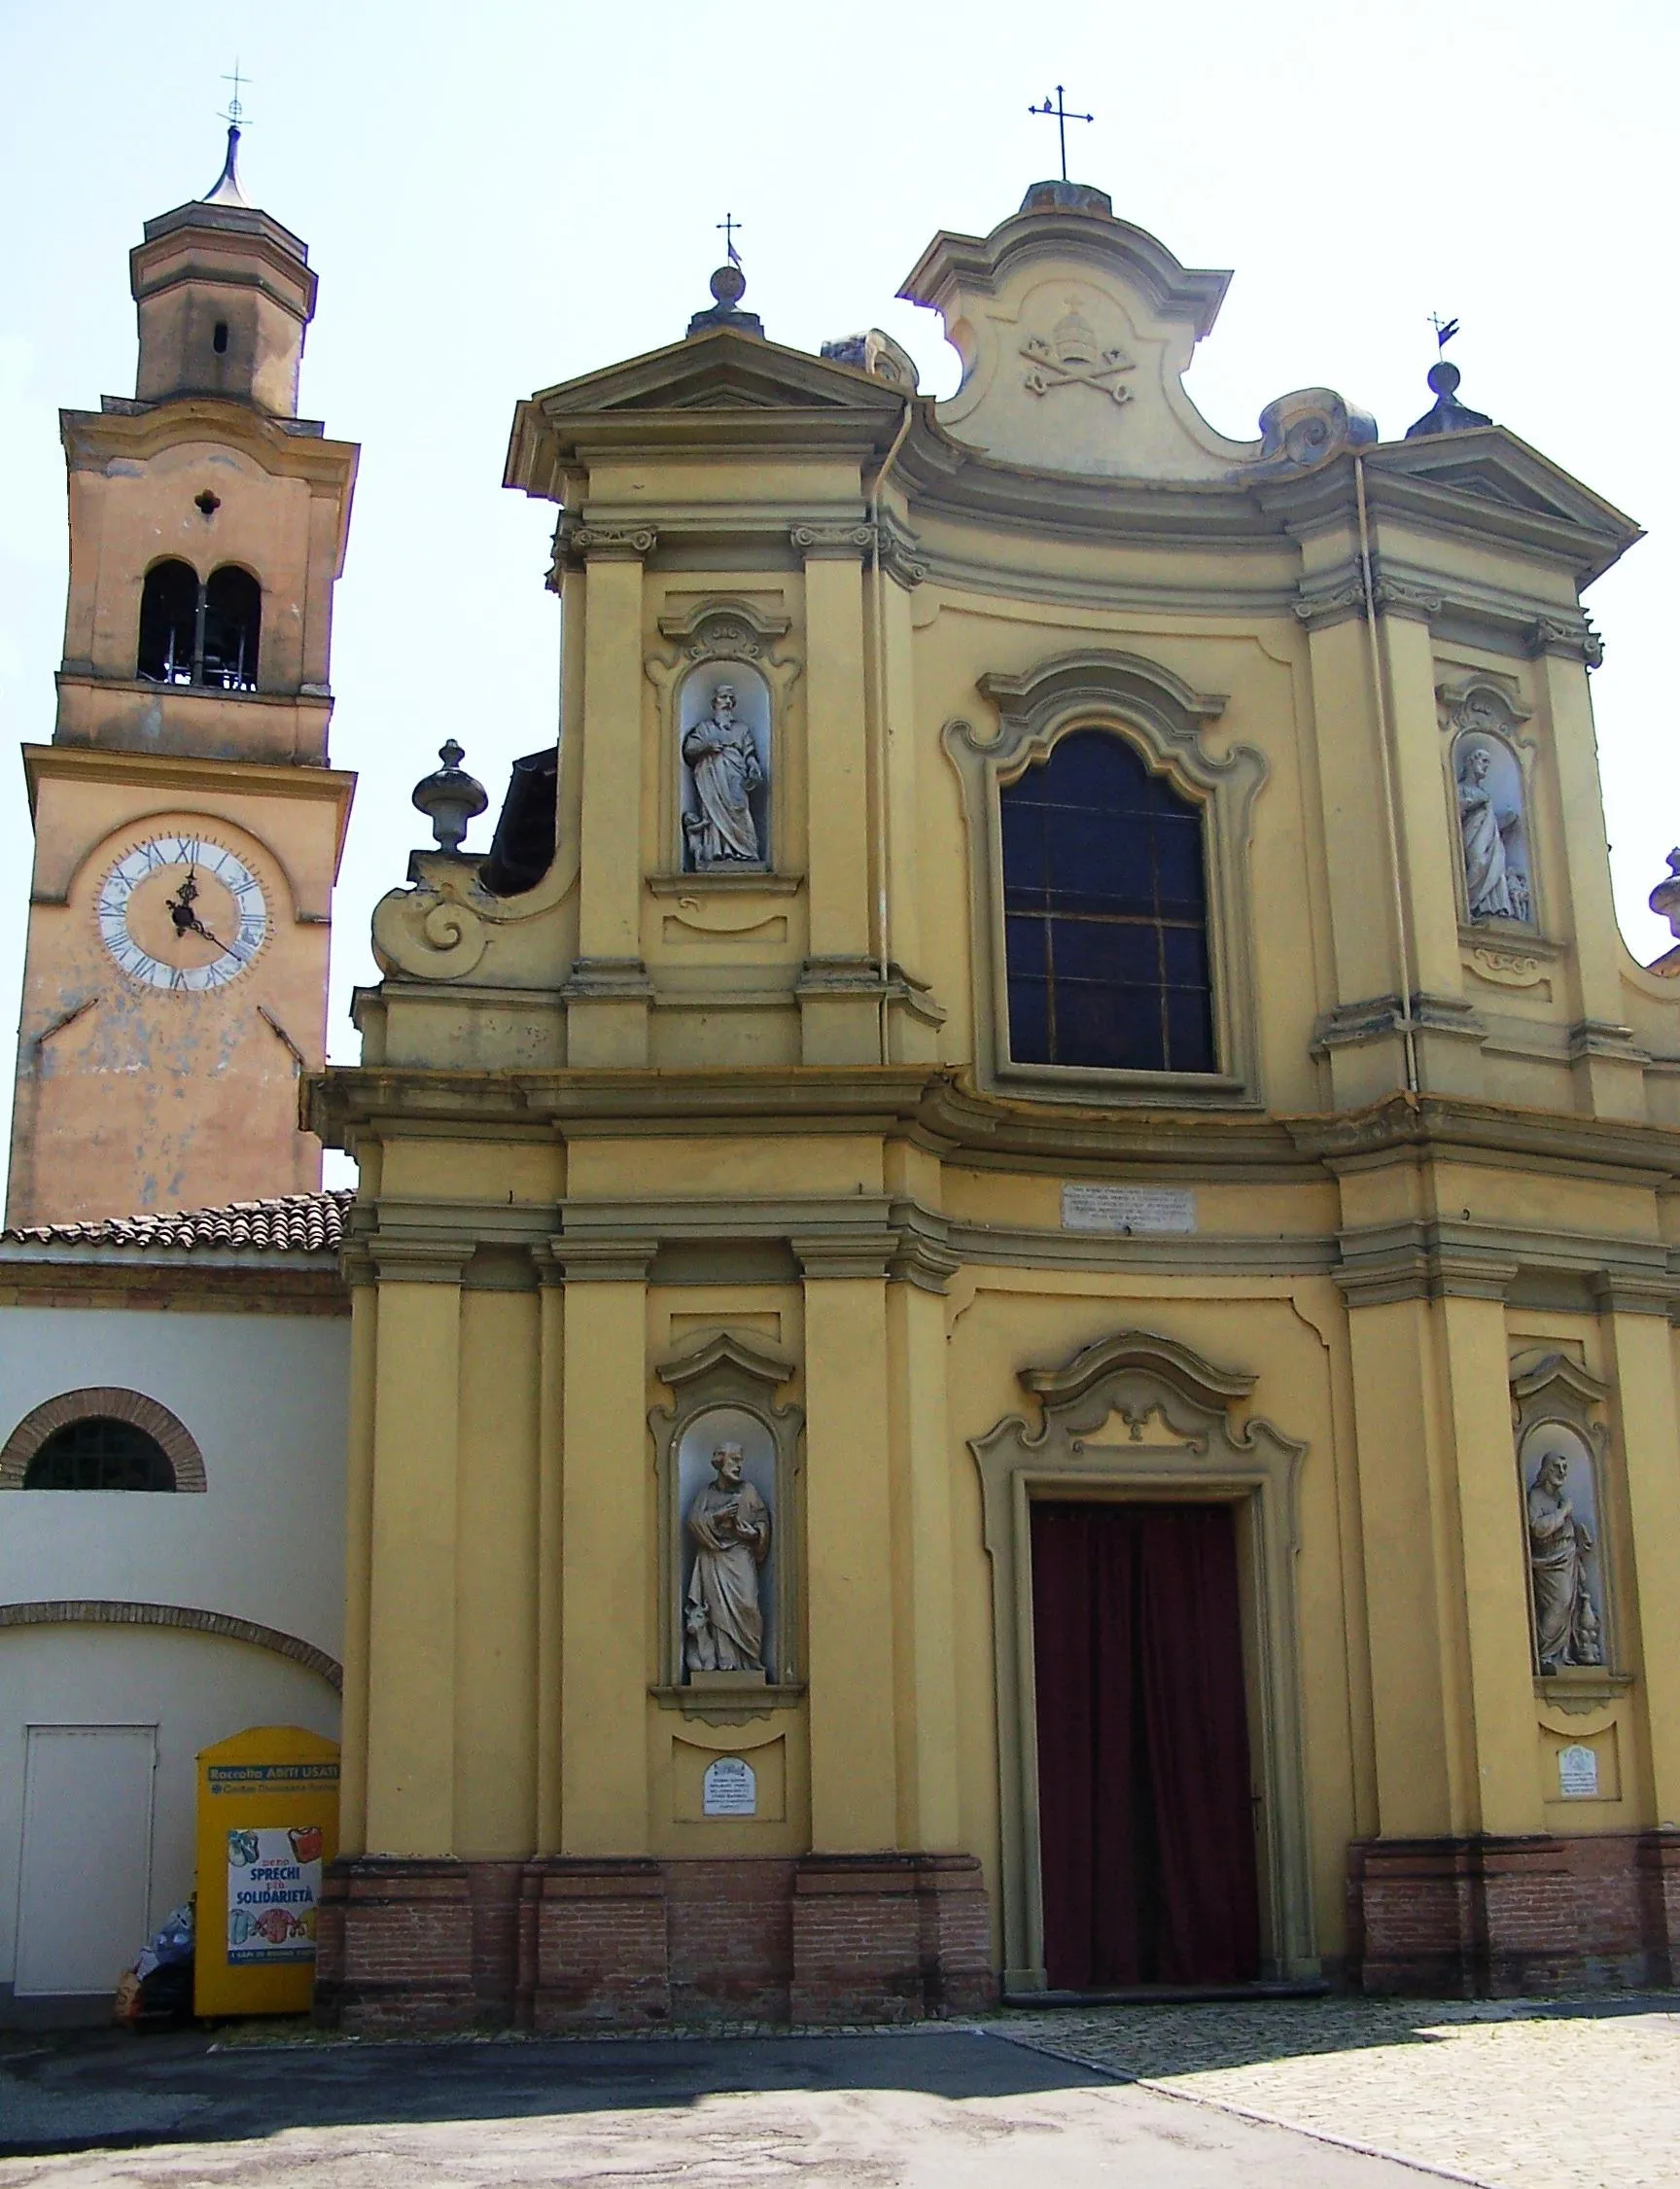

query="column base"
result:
[791,1853,997,2023]
[313,1857,475,2035]
[1348,1832,1680,1995]
[316,1853,997,2032]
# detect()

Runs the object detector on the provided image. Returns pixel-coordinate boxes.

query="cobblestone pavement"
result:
[993,1995,1680,2189]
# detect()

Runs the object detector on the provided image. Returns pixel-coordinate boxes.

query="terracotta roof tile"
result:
[1,1188,352,1256]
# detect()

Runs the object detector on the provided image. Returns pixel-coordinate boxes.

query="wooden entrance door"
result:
[1030,1501,1259,1988]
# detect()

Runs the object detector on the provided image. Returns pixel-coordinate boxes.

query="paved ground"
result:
[0,1995,1675,2188]
[0,2025,1436,2188]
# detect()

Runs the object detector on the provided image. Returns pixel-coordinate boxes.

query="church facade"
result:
[303,179,1680,2023]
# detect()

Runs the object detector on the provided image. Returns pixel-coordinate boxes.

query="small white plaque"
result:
[702,1756,756,1817]
[1061,1184,1197,1236]
[1558,1743,1599,1800]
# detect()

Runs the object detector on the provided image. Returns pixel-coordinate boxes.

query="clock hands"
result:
[165,868,233,955]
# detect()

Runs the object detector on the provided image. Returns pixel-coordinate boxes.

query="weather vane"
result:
[1028,85,1093,184]
[1429,312,1460,352]
[718,212,743,268]
[221,60,252,129]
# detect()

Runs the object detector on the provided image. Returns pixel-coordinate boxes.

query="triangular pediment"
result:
[1366,427,1643,581]
[1373,428,1639,537]
[505,328,906,493]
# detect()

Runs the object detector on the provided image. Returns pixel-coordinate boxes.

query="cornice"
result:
[60,401,358,496]
[897,209,1231,340]
[22,742,356,817]
[1284,1092,1680,1184]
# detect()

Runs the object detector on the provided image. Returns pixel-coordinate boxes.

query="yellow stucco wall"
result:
[320,187,1680,1981]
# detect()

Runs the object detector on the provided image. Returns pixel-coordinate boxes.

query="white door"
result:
[15,1725,157,1995]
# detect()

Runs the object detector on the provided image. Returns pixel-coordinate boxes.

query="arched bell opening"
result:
[135,560,262,691]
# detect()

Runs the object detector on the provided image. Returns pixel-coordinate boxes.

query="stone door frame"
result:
[968,1327,1315,1990]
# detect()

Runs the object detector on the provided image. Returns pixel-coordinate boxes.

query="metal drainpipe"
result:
[1354,453,1420,1097]
[868,397,917,1067]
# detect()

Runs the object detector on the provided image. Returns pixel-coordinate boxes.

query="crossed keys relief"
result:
[1021,300,1136,406]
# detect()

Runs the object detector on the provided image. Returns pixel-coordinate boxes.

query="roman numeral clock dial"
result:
[95,835,269,991]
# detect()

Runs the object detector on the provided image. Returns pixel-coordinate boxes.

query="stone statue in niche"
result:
[683,1440,771,1673]
[682,679,767,869]
[1456,736,1531,924]
[1526,1443,1603,1673]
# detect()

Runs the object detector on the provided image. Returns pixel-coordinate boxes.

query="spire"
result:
[203,124,249,209]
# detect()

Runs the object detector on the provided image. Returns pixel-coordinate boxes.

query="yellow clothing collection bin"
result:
[194,1726,339,2019]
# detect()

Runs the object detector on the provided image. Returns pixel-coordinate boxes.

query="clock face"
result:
[95,834,269,992]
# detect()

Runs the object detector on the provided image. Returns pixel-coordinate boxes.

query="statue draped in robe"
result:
[1458,744,1525,921]
[1527,1449,1602,1673]
[682,682,764,867]
[684,1442,771,1674]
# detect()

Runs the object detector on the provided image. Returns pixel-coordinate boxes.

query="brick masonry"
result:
[1348,1831,1680,1995]
[317,1852,998,2034]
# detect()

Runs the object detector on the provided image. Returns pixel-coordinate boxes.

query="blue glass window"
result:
[1000,730,1214,1073]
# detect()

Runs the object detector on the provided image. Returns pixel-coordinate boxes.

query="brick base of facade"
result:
[316,1853,998,2034]
[1348,1831,1680,1995]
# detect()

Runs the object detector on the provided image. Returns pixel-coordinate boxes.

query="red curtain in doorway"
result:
[1031,1501,1260,1989]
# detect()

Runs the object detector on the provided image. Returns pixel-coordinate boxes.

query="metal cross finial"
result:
[1429,312,1460,351]
[1028,85,1094,184]
[718,212,743,268]
[221,59,253,127]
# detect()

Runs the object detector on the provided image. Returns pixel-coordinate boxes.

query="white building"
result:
[0,1193,348,2014]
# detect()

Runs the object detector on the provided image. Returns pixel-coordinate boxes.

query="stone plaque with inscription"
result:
[1557,1743,1599,1799]
[702,1755,757,1817]
[1061,1184,1197,1235]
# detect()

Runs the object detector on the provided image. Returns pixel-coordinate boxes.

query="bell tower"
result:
[6,128,359,1225]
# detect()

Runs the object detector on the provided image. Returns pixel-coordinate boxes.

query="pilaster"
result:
[1341,1292,1464,1837]
[572,526,655,1066]
[1301,613,1411,1106]
[793,526,876,1063]
[887,1274,962,1848]
[556,1233,658,1855]
[533,1247,565,1855]
[336,1257,377,1855]
[1439,1290,1544,1835]
[1529,634,1646,1119]
[795,1231,899,1850]
[363,1240,472,1855]
[1595,1296,1680,1820]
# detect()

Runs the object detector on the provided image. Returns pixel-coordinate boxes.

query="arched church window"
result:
[136,559,200,685]
[136,561,261,691]
[201,566,262,689]
[1000,728,1214,1073]
[22,1418,176,1491]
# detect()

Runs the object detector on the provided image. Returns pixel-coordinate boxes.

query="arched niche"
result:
[1511,1352,1618,1687]
[648,1332,804,1717]
[1440,678,1538,932]
[677,658,773,873]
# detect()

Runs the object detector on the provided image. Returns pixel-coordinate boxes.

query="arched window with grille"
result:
[22,1419,176,1491]
[136,559,200,685]
[136,561,261,690]
[1000,728,1214,1074]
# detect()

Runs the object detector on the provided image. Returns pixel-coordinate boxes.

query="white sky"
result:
[0,0,1674,1195]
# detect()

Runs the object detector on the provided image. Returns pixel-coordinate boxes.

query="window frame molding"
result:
[0,1388,205,1492]
[943,650,1265,1108]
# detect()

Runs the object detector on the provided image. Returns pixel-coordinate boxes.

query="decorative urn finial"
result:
[411,739,488,852]
[1406,357,1493,440]
[1650,848,1680,940]
[687,260,764,339]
